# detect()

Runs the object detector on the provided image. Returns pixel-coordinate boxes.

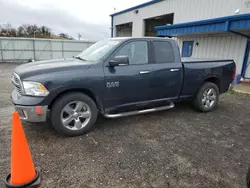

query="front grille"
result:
[12,73,23,95]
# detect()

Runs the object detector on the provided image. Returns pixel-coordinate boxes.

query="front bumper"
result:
[15,105,48,122]
[12,89,48,122]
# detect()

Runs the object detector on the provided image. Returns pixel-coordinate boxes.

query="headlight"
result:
[22,81,49,96]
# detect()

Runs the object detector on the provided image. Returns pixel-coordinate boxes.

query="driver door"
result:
[103,40,152,110]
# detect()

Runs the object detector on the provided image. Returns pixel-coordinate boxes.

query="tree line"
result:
[0,23,74,40]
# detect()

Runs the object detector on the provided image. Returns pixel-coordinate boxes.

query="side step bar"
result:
[104,102,175,118]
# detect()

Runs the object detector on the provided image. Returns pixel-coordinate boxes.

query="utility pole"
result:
[78,33,82,40]
[34,30,38,38]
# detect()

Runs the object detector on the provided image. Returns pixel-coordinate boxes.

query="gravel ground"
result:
[0,64,250,188]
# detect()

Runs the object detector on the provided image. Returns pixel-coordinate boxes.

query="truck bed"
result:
[180,59,235,97]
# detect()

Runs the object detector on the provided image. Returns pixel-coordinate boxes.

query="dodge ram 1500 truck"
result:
[11,37,236,136]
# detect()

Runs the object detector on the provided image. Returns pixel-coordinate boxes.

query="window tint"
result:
[115,41,148,65]
[153,41,174,63]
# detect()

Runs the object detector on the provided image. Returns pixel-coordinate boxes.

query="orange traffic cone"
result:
[5,111,41,188]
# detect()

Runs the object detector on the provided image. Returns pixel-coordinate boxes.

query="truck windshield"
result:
[76,38,122,62]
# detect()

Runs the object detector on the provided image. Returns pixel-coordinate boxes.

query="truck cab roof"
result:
[110,37,175,42]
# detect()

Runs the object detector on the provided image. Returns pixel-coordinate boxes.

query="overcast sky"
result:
[0,0,147,40]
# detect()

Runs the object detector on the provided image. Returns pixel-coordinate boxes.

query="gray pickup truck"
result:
[12,37,235,136]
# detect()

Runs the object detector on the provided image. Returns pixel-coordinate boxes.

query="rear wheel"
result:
[51,93,98,136]
[193,82,219,112]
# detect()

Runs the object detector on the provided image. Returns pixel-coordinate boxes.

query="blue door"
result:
[182,41,194,57]
[243,41,250,79]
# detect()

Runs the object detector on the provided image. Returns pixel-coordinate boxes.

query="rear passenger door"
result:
[148,40,183,100]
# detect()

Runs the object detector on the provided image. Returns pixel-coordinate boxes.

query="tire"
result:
[193,82,219,112]
[51,92,98,136]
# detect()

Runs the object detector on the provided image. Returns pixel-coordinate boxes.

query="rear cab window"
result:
[152,41,175,63]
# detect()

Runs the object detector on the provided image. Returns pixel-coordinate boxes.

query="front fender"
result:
[42,85,105,113]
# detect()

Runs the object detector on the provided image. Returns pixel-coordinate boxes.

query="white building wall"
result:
[177,34,247,74]
[113,0,250,37]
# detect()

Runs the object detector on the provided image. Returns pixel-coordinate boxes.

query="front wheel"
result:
[51,92,98,136]
[193,82,219,112]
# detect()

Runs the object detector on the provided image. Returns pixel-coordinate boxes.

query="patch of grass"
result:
[226,90,237,95]
[226,90,250,98]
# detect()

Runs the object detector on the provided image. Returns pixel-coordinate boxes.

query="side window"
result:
[182,41,194,57]
[115,41,148,65]
[153,41,175,63]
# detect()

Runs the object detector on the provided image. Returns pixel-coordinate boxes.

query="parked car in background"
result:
[11,37,236,136]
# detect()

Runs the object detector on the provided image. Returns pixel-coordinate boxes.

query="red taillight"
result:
[232,66,236,80]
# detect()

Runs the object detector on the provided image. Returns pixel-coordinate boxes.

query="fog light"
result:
[16,109,26,118]
[23,110,28,118]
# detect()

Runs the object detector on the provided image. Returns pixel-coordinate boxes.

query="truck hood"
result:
[14,58,93,79]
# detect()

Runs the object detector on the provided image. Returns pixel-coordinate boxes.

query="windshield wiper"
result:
[74,56,86,61]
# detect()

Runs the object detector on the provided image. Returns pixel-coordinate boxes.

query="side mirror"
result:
[109,56,129,67]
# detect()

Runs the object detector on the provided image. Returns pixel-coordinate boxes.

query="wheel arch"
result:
[203,76,220,92]
[193,76,221,97]
[48,88,104,113]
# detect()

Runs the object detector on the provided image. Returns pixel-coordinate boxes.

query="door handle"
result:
[139,70,150,74]
[170,69,179,72]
